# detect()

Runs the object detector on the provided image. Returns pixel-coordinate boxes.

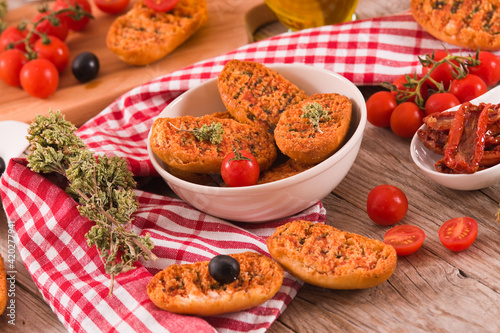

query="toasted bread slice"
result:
[217,60,308,129]
[257,158,313,184]
[106,0,208,65]
[150,112,277,174]
[147,252,284,316]
[0,254,6,315]
[274,93,352,165]
[267,220,397,289]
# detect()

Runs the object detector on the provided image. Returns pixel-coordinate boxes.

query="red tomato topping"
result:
[94,0,130,14]
[221,150,260,187]
[438,217,478,252]
[144,0,179,12]
[366,185,408,226]
[384,225,426,256]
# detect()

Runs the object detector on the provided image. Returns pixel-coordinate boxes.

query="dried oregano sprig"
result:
[170,121,224,144]
[301,102,330,133]
[27,110,156,296]
[0,0,7,33]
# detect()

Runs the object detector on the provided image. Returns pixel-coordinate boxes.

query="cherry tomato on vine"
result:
[0,49,28,87]
[449,74,488,103]
[438,217,478,252]
[424,92,460,116]
[467,51,500,87]
[53,0,92,31]
[20,59,59,98]
[221,149,260,187]
[144,0,178,12]
[0,26,28,53]
[384,225,426,256]
[33,36,70,73]
[94,0,130,14]
[366,184,408,226]
[33,11,69,42]
[366,91,397,128]
[392,74,428,103]
[422,50,459,90]
[390,102,424,138]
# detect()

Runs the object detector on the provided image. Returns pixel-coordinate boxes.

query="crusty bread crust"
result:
[274,93,352,165]
[0,255,7,315]
[147,252,284,316]
[257,158,313,184]
[150,112,277,174]
[411,0,500,51]
[266,220,397,289]
[217,60,308,128]
[106,0,208,65]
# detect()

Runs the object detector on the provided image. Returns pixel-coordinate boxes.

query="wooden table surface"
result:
[6,1,500,333]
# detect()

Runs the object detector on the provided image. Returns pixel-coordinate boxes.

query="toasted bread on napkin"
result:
[106,0,208,65]
[147,252,284,316]
[411,0,500,51]
[0,254,7,315]
[267,220,397,289]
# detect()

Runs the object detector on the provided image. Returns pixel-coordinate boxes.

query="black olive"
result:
[0,157,5,175]
[208,255,240,284]
[72,52,100,83]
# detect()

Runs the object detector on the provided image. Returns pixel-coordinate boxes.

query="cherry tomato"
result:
[20,59,59,98]
[449,74,488,103]
[392,74,428,104]
[438,217,478,252]
[221,149,260,187]
[422,50,459,90]
[384,225,426,256]
[366,184,408,226]
[94,0,130,14]
[0,49,28,87]
[33,36,70,73]
[144,0,179,12]
[390,102,424,138]
[467,51,500,87]
[366,91,397,128]
[53,0,92,31]
[424,92,460,116]
[0,26,28,53]
[33,11,69,42]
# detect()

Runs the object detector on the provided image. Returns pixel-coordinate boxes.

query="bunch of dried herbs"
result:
[27,110,156,295]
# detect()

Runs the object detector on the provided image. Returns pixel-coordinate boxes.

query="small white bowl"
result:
[147,64,367,222]
[410,86,500,191]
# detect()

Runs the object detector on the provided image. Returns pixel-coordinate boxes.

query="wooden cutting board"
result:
[0,0,268,126]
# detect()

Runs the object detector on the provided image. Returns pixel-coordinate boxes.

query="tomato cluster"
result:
[366,184,478,255]
[0,0,93,98]
[366,50,500,138]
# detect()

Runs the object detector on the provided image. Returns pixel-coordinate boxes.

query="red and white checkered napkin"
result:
[1,11,496,333]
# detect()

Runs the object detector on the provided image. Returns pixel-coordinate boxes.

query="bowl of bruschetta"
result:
[147,61,367,222]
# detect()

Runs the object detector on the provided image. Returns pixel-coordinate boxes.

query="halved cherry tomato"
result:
[422,50,459,90]
[424,92,460,116]
[367,184,408,226]
[53,0,92,31]
[366,91,397,128]
[144,0,179,12]
[438,217,478,252]
[0,48,28,87]
[467,51,500,87]
[33,11,69,42]
[94,0,130,14]
[390,102,424,138]
[384,225,426,256]
[449,74,487,103]
[33,35,70,73]
[221,149,260,187]
[20,59,59,98]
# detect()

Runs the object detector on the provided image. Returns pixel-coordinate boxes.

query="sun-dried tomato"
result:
[443,103,490,173]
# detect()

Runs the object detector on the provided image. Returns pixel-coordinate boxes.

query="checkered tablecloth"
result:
[2,11,499,333]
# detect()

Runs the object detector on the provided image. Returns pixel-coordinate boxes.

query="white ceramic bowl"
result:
[410,86,500,191]
[147,64,367,222]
